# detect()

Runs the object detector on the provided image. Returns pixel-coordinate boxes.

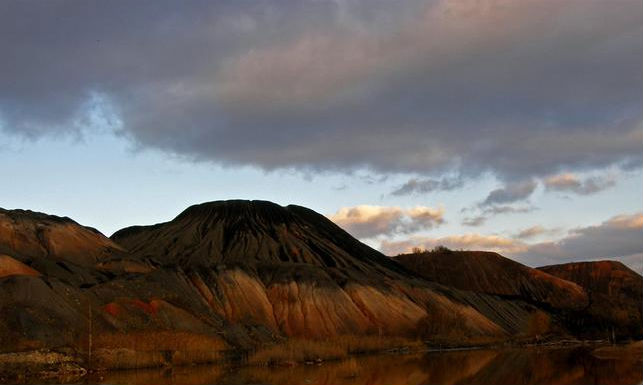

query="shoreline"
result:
[1,339,638,384]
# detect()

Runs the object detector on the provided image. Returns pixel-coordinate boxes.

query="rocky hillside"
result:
[393,250,588,310]
[0,208,125,267]
[395,249,642,341]
[539,261,643,339]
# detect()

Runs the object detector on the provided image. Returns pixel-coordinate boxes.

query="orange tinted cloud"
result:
[329,205,444,238]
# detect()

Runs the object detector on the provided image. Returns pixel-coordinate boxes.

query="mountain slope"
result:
[393,250,588,310]
[539,261,643,339]
[0,208,125,267]
[112,200,410,281]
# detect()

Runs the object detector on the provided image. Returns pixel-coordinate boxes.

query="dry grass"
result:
[0,350,86,382]
[89,331,227,369]
[248,335,424,365]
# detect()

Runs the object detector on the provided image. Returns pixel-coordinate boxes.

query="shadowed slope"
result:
[112,200,410,282]
[539,261,643,339]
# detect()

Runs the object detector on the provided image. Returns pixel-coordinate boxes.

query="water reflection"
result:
[90,346,642,385]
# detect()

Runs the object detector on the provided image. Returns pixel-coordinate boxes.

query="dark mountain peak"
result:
[113,200,305,241]
[110,200,406,279]
[177,199,291,221]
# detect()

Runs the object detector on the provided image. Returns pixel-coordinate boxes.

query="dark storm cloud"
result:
[1,0,641,180]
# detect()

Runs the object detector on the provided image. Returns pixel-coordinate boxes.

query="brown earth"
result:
[395,249,643,341]
[0,208,125,267]
[394,250,588,310]
[539,261,643,339]
[0,255,40,278]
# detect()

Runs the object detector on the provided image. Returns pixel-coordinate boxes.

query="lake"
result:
[77,345,642,385]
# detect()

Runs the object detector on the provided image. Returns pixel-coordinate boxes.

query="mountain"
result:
[110,200,502,339]
[539,261,643,339]
[111,200,413,280]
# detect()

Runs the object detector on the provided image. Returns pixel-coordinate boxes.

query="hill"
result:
[539,261,643,339]
[393,250,587,310]
[110,200,502,339]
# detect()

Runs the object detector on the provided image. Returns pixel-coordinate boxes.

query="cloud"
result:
[514,225,560,240]
[0,0,641,179]
[462,180,538,226]
[462,216,486,227]
[462,202,537,227]
[615,253,643,275]
[380,233,527,256]
[481,180,537,206]
[329,205,444,238]
[515,213,643,269]
[544,173,616,195]
[483,205,536,215]
[461,205,537,227]
[381,212,643,273]
[391,176,464,196]
[515,226,547,239]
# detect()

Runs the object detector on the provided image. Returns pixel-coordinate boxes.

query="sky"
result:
[1,0,641,273]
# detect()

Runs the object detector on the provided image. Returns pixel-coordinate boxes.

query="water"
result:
[82,346,641,385]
